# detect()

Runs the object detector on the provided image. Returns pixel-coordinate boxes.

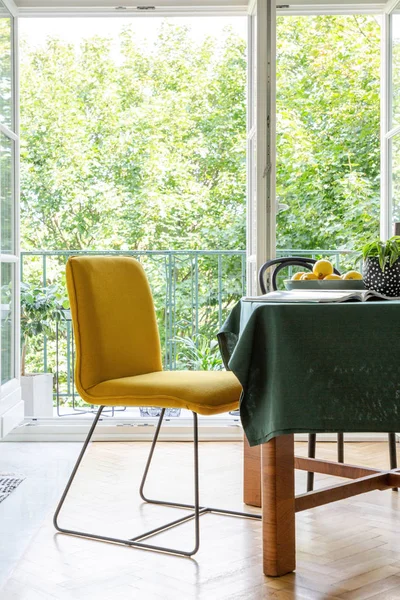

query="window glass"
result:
[392,9,400,129]
[1,261,14,384]
[0,132,13,254]
[391,135,400,223]
[0,3,12,129]
[276,15,380,255]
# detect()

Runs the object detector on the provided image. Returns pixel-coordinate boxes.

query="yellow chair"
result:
[53,256,260,556]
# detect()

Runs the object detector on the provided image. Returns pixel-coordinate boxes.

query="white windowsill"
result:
[2,417,398,442]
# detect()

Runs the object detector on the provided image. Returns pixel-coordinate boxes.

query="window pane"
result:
[0,132,13,253]
[393,9,400,129]
[391,134,400,223]
[276,15,380,254]
[0,2,12,129]
[1,262,14,384]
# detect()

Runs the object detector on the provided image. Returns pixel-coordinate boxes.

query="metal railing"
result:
[20,248,359,416]
[277,248,360,269]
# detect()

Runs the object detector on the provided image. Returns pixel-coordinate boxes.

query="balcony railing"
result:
[20,248,358,417]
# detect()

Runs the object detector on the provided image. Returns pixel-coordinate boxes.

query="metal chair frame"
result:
[258,256,342,294]
[258,257,398,492]
[54,406,261,558]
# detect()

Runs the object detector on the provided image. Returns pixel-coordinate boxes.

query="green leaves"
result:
[276,15,380,252]
[20,24,246,253]
[362,236,400,271]
[18,17,382,383]
[174,334,223,371]
[20,282,68,342]
[20,17,380,255]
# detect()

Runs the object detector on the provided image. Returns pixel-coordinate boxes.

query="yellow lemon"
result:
[300,272,318,280]
[341,270,363,280]
[291,272,306,280]
[313,259,334,280]
[324,274,342,280]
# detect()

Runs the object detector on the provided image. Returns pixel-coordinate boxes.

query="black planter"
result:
[363,257,400,296]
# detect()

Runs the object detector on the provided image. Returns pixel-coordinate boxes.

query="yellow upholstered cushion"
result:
[84,370,241,416]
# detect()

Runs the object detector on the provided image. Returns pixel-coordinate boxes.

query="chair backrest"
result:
[258,257,341,293]
[66,256,163,392]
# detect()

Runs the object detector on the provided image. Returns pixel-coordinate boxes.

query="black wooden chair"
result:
[258,257,398,492]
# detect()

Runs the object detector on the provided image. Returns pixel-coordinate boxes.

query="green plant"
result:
[174,334,223,371]
[20,16,380,256]
[362,236,400,271]
[20,282,68,376]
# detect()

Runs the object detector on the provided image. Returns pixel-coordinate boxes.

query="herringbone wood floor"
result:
[2,441,400,600]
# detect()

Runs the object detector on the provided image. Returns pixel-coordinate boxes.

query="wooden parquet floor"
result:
[1,441,400,600]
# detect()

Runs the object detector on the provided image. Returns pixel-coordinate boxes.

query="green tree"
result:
[20,24,247,252]
[276,15,380,251]
[20,17,381,254]
[18,17,382,394]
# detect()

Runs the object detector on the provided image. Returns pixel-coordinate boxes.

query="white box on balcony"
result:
[21,373,54,418]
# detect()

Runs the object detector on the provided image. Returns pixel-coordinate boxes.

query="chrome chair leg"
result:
[389,432,398,492]
[54,406,201,556]
[337,433,344,463]
[308,433,344,493]
[307,432,397,493]
[140,411,262,522]
[307,433,316,492]
[54,406,260,558]
[53,405,104,524]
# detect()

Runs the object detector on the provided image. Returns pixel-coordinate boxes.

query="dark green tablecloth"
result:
[218,300,400,447]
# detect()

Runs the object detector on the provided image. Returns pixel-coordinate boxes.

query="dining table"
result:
[218,299,400,577]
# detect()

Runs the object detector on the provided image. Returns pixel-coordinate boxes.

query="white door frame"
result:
[246,0,276,295]
[381,0,400,239]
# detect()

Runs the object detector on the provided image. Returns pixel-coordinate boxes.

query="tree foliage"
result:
[19,282,67,375]
[20,23,246,251]
[18,16,382,388]
[19,16,381,254]
[21,16,380,249]
[276,15,380,250]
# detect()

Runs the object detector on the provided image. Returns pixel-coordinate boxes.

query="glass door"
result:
[246,0,276,294]
[382,0,400,238]
[0,0,21,438]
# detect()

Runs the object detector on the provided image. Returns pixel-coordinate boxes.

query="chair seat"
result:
[85,370,242,416]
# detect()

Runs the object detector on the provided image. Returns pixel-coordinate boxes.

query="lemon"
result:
[324,274,342,280]
[313,259,334,280]
[341,271,363,280]
[291,272,306,280]
[301,272,318,280]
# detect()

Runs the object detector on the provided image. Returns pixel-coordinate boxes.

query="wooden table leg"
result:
[262,434,296,577]
[243,434,261,507]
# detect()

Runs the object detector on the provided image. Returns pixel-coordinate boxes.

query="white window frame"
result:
[0,0,23,439]
[381,0,400,239]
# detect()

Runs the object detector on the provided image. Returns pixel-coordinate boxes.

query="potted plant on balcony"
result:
[362,236,400,297]
[20,282,67,417]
